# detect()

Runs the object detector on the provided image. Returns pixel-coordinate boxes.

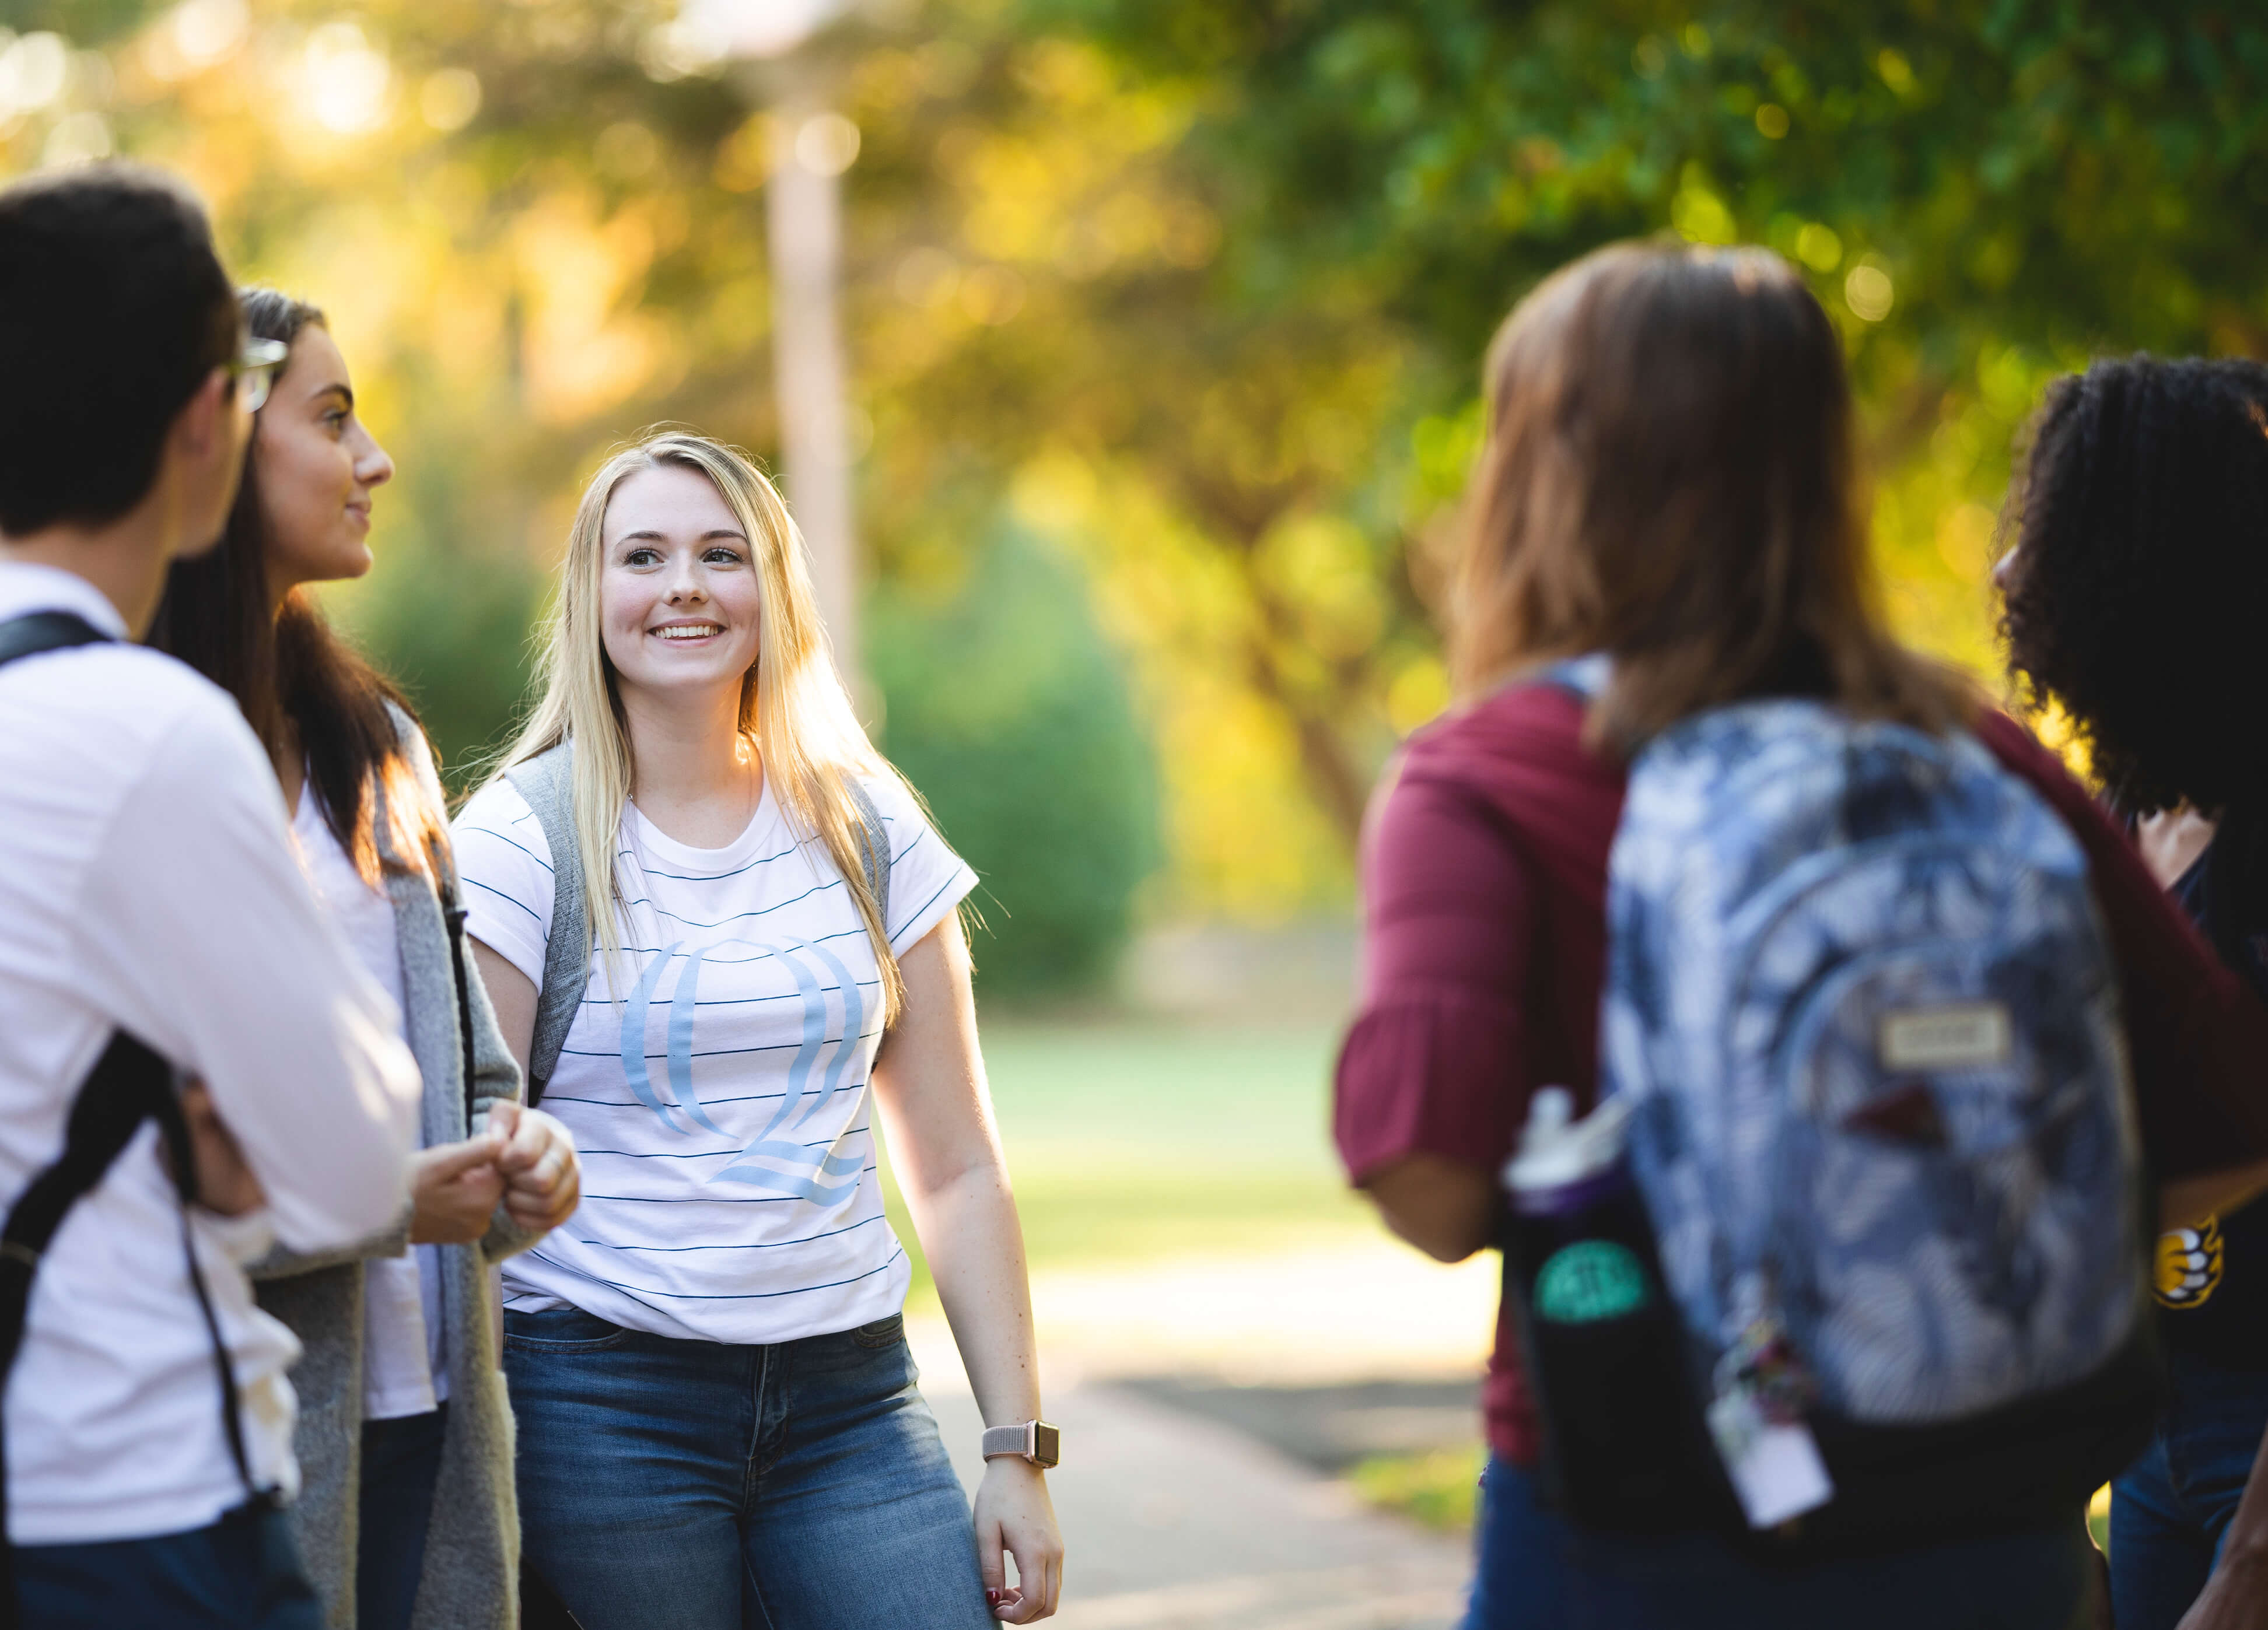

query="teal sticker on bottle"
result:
[1534,1240,1651,1323]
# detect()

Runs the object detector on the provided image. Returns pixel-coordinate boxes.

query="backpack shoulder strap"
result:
[502,741,586,1107]
[1538,652,1611,702]
[0,1035,260,1602]
[841,776,891,944]
[0,609,110,669]
[0,612,264,1588]
[0,1037,176,1371]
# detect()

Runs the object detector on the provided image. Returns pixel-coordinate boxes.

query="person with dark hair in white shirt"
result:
[0,163,421,1628]
[149,285,581,1630]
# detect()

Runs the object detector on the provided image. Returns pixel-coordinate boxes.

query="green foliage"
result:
[1030,0,2268,690]
[1046,1,2268,364]
[324,540,542,793]
[27,0,2268,909]
[1349,1442,1487,1533]
[318,421,547,788]
[870,530,1160,997]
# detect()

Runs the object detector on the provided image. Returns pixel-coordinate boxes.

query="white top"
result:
[0,562,421,1545]
[453,768,975,1345]
[288,788,446,1421]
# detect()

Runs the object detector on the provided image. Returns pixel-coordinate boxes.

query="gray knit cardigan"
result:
[251,711,539,1630]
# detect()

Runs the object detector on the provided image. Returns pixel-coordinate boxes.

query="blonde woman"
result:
[452,432,1062,1629]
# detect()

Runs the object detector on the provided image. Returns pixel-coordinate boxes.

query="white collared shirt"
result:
[0,560,421,1545]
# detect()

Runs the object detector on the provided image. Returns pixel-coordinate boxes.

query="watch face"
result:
[1031,1422,1060,1468]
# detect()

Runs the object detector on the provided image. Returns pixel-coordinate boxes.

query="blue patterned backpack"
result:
[1561,658,2159,1542]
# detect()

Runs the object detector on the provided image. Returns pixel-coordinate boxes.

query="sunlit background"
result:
[8,3,2263,1621]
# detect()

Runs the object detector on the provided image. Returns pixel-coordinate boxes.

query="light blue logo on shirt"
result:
[618,935,871,1205]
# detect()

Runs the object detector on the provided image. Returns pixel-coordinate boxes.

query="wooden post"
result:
[766,98,860,693]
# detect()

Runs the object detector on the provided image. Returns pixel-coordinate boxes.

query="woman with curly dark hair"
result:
[2000,355,2268,1630]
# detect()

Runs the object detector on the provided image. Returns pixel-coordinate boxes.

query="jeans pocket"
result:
[851,1313,906,1350]
[504,1306,631,1352]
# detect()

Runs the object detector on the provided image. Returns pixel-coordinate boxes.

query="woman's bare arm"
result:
[870,914,1062,1624]
[1362,1153,1498,1263]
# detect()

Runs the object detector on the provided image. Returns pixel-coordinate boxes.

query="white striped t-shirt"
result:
[452,768,975,1345]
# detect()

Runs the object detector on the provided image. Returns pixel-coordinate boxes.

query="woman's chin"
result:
[274,542,376,593]
[311,542,376,584]
[612,664,751,707]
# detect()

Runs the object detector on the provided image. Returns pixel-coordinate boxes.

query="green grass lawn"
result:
[883,1016,1376,1303]
[1350,1444,1488,1533]
[885,1013,1498,1537]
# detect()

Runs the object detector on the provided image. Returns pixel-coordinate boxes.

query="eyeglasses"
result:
[228,338,290,413]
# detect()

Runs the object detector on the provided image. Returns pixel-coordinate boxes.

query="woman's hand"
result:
[487,1099,580,1235]
[2176,1545,2268,1630]
[974,1457,1062,1622]
[173,1079,265,1217]
[408,1133,506,1244]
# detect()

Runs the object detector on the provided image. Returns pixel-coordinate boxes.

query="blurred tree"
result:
[1017,0,2268,754]
[9,0,2264,925]
[869,528,1160,997]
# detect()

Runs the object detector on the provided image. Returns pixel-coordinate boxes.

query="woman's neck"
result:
[621,681,762,848]
[2138,802,2218,892]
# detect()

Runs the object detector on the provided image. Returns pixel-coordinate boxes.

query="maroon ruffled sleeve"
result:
[1334,758,1536,1187]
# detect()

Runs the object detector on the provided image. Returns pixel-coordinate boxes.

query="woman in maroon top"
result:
[1335,243,2268,1630]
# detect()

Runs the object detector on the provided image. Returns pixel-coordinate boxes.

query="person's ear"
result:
[169,366,236,464]
[163,367,250,560]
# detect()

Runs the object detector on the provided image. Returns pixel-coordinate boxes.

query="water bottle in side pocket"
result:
[1503,1086,1709,1530]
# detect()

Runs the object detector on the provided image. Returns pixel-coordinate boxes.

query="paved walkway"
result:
[908,1239,1499,1629]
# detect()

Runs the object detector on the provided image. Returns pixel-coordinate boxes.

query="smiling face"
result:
[254,323,394,598]
[597,461,764,708]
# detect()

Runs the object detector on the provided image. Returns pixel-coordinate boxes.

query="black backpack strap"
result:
[137,1065,262,1505]
[376,759,485,1134]
[0,610,110,670]
[446,898,481,1127]
[1,615,264,1611]
[0,1036,264,1614]
[0,1038,175,1369]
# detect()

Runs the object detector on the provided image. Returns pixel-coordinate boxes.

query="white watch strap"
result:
[982,1423,1033,1461]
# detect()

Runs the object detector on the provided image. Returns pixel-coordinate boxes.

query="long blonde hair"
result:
[487,431,907,1022]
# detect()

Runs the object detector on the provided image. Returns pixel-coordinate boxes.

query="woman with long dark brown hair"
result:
[1334,241,2268,1628]
[146,289,582,1630]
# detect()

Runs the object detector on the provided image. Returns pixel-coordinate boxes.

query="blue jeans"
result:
[505,1306,992,1630]
[357,1404,447,1630]
[2110,1350,2268,1630]
[15,1499,324,1629]
[1467,1460,2092,1630]
[1463,1456,1574,1630]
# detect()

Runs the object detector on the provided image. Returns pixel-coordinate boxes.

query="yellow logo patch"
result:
[2155,1217,2226,1309]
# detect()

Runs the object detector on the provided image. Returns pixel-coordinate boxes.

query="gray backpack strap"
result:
[502,741,587,1106]
[842,776,891,944]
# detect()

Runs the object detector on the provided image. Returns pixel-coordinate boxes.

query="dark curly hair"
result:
[2000,355,2268,968]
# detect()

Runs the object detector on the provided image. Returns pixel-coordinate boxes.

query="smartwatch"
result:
[981,1420,1060,1468]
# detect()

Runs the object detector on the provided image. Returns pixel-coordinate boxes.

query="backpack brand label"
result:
[1877,1002,2012,1072]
